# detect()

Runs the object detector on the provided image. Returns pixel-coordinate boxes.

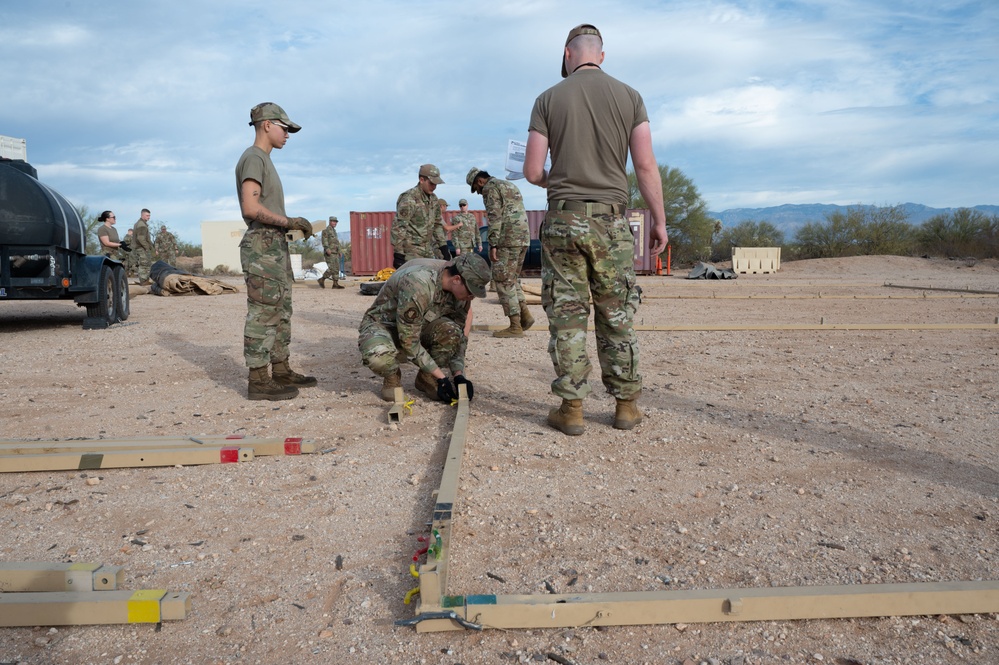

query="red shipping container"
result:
[349,208,658,275]
[349,209,487,276]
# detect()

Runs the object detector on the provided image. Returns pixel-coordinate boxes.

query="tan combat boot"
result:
[248,366,298,401]
[332,278,345,289]
[547,399,584,436]
[520,303,535,331]
[380,368,402,402]
[415,371,440,401]
[613,397,643,430]
[272,359,318,387]
[493,316,524,338]
[317,276,326,288]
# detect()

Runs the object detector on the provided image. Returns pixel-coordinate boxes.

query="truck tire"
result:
[86,264,117,325]
[113,265,130,321]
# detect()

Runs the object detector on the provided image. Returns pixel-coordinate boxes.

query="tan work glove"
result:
[288,217,313,239]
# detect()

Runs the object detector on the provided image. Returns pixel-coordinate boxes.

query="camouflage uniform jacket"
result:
[482,177,529,249]
[155,230,178,258]
[321,224,341,258]
[133,219,152,252]
[450,211,480,253]
[359,259,469,375]
[391,185,439,258]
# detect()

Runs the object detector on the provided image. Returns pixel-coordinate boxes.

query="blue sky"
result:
[2,0,996,244]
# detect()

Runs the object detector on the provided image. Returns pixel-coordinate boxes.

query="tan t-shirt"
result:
[235,146,286,227]
[529,68,649,205]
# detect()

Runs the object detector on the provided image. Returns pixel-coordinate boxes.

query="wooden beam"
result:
[0,590,191,626]
[0,446,252,473]
[0,562,123,592]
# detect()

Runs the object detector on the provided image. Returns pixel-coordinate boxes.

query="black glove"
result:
[453,375,474,401]
[288,217,314,239]
[393,253,406,269]
[120,239,131,252]
[438,245,453,260]
[436,377,458,403]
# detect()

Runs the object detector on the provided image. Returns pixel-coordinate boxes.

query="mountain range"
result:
[707,203,999,235]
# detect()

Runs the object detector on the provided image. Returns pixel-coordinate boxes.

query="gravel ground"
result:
[0,254,997,665]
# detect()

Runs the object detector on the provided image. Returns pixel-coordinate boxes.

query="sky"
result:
[2,0,997,244]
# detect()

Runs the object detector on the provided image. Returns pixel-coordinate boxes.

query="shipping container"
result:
[350,208,660,276]
[349,209,487,276]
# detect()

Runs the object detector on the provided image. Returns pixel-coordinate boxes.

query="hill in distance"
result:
[708,203,999,234]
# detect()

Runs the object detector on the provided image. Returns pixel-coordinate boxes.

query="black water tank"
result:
[0,159,86,253]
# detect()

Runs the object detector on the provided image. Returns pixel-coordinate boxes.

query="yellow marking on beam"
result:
[127,590,165,623]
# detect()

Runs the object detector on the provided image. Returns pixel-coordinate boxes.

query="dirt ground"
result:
[1,254,997,665]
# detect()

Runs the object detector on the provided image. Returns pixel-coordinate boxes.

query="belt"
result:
[551,200,625,216]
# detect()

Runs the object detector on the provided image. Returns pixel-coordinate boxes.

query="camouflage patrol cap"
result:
[249,102,301,133]
[562,23,602,78]
[419,164,444,184]
[452,252,491,299]
[438,199,448,209]
[466,166,484,193]
[328,216,338,223]
[459,198,468,206]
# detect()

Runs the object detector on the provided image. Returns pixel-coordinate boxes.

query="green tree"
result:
[855,205,915,255]
[715,220,785,260]
[628,164,715,266]
[794,208,865,259]
[917,208,994,258]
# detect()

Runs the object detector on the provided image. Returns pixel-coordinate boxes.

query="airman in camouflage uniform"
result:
[155,225,179,267]
[358,253,491,402]
[466,168,533,338]
[390,164,443,268]
[434,199,454,260]
[132,208,154,284]
[318,216,344,289]
[450,199,481,256]
[523,24,669,435]
[123,229,137,276]
[236,102,318,401]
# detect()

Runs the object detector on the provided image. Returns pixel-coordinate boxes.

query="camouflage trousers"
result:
[159,251,178,267]
[240,228,294,369]
[322,252,340,281]
[540,209,641,401]
[358,318,464,378]
[134,248,152,282]
[493,245,527,317]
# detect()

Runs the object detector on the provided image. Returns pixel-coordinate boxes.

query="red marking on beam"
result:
[219,447,240,463]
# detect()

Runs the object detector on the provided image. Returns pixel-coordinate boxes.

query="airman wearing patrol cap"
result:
[390,164,445,268]
[358,253,491,403]
[319,216,344,289]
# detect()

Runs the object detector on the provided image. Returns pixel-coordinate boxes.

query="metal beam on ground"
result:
[414,581,999,631]
[0,446,252,473]
[0,589,191,626]
[0,435,314,457]
[415,384,470,622]
[0,562,123,592]
[404,380,999,633]
[472,323,998,332]
[387,387,408,424]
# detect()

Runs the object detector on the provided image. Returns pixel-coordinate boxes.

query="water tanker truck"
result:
[0,158,129,329]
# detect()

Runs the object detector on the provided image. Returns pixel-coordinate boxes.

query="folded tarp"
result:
[687,262,738,280]
[148,261,239,296]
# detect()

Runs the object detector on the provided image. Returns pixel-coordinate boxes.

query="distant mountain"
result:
[708,203,999,234]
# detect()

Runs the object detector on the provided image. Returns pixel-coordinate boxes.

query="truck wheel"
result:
[86,264,117,325]
[113,265,130,321]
